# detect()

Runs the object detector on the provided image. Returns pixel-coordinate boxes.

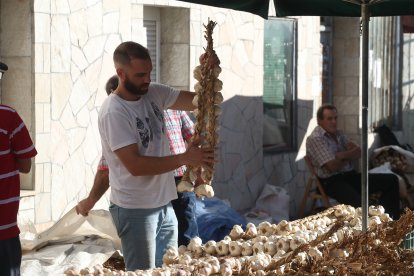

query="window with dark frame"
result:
[368,16,402,131]
[263,18,297,152]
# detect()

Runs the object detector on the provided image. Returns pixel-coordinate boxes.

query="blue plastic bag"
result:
[195,196,246,243]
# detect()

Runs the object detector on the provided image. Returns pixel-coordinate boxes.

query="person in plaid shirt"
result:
[164,109,199,246]
[306,104,400,219]
[76,75,199,246]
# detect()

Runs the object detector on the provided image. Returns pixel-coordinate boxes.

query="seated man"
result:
[306,104,400,219]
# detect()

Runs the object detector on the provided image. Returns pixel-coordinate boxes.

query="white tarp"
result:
[20,208,121,275]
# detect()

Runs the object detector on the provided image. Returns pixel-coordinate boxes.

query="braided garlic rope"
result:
[177,20,223,198]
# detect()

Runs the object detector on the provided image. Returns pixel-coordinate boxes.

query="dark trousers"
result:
[0,236,21,276]
[171,177,199,246]
[320,171,400,219]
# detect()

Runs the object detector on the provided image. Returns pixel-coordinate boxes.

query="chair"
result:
[298,156,332,218]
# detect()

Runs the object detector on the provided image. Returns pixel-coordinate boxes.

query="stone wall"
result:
[332,17,361,143]
[0,0,34,191]
[1,0,336,228]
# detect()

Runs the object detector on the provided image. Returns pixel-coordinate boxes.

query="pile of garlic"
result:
[177,19,223,198]
[160,204,392,273]
[371,147,408,171]
[67,204,414,275]
[66,205,414,276]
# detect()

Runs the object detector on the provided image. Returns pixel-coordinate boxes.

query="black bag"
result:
[374,124,412,151]
[374,124,401,147]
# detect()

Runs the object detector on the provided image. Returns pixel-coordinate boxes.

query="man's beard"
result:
[124,75,149,96]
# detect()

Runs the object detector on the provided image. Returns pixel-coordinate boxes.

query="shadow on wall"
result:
[211,95,317,220]
[212,95,266,212]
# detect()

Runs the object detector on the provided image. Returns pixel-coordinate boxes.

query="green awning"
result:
[176,0,271,18]
[176,0,414,19]
[275,0,414,17]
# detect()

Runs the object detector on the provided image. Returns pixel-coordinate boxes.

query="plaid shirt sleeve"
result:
[180,111,194,143]
[306,135,335,168]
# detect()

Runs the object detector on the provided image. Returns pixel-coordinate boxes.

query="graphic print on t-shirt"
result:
[145,117,153,142]
[151,102,164,131]
[136,117,150,148]
[135,102,166,149]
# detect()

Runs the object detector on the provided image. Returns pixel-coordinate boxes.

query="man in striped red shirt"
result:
[0,104,37,276]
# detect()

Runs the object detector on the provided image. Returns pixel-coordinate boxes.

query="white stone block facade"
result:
[2,0,378,230]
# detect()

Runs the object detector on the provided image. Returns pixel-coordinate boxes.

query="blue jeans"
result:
[109,202,178,271]
[0,236,21,276]
[171,177,199,246]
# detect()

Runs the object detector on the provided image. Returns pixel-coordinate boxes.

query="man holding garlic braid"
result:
[98,41,217,270]
[306,104,400,219]
[77,75,199,248]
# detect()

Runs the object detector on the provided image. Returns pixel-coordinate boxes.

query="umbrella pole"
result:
[361,2,370,232]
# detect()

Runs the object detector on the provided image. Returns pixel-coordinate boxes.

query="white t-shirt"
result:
[98,83,180,209]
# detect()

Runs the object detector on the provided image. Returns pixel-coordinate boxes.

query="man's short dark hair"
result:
[317,104,337,121]
[105,75,118,95]
[113,41,151,65]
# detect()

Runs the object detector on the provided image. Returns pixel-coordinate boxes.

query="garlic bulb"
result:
[258,221,273,236]
[336,228,352,243]
[380,213,392,223]
[229,240,242,257]
[229,225,244,240]
[204,240,217,255]
[188,237,202,252]
[369,205,385,217]
[350,217,362,227]
[195,184,214,198]
[223,235,232,242]
[368,216,382,228]
[295,252,308,265]
[178,254,192,265]
[212,65,222,78]
[250,252,271,271]
[274,249,287,258]
[177,245,187,255]
[220,262,232,276]
[216,240,230,256]
[276,237,291,252]
[193,65,202,81]
[305,221,315,231]
[177,180,194,192]
[214,92,223,104]
[241,241,253,256]
[290,236,306,251]
[193,109,199,117]
[162,247,179,265]
[252,241,264,255]
[194,82,203,92]
[199,263,213,276]
[213,79,223,92]
[276,220,292,235]
[290,225,301,233]
[213,105,221,117]
[245,223,258,238]
[192,95,199,107]
[264,241,277,256]
[334,207,349,218]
